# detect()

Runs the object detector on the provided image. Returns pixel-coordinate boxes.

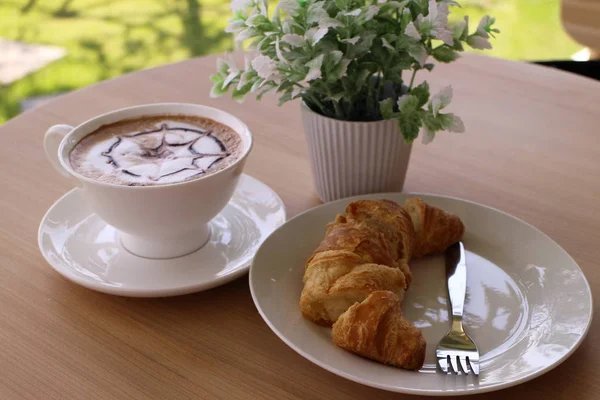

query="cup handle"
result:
[44,124,73,179]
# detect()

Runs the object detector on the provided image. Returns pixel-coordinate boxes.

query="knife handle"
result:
[447,242,467,319]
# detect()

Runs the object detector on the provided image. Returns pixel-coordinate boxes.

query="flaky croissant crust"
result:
[300,198,464,370]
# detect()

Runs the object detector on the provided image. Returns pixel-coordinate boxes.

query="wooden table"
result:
[1,53,599,399]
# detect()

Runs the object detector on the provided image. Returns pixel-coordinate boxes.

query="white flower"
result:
[305,54,324,81]
[404,21,421,40]
[305,27,329,45]
[476,15,491,38]
[430,86,453,116]
[467,35,492,49]
[421,127,435,144]
[344,9,361,16]
[225,19,246,33]
[363,5,380,21]
[342,36,360,44]
[251,55,277,79]
[319,17,343,29]
[291,86,304,99]
[424,0,453,46]
[281,33,305,47]
[408,45,428,66]
[381,37,394,50]
[235,27,259,42]
[231,0,252,12]
[279,0,298,15]
[447,114,465,133]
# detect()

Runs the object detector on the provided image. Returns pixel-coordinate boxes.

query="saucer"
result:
[39,174,286,297]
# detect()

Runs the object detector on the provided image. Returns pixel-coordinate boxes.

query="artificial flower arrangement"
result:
[211,0,498,143]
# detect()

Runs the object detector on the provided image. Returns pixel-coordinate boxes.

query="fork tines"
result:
[436,352,479,375]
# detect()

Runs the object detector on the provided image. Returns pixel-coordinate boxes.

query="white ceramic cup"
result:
[44,103,253,259]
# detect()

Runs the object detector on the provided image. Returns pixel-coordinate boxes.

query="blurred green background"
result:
[0,0,582,124]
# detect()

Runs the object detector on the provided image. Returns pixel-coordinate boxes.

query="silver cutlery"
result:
[436,241,480,375]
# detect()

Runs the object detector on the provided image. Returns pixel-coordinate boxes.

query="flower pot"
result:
[301,102,412,203]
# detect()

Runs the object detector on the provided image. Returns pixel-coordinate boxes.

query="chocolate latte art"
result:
[70,115,242,186]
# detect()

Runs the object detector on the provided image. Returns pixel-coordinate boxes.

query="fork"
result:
[436,241,480,375]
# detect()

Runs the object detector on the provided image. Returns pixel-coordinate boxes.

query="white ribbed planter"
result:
[301,102,412,203]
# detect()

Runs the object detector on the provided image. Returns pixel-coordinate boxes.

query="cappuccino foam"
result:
[70,115,242,186]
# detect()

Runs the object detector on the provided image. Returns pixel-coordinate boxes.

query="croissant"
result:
[300,198,464,370]
[404,198,464,258]
[332,291,426,370]
[301,201,413,326]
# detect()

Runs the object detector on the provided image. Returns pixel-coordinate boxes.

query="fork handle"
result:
[447,242,467,318]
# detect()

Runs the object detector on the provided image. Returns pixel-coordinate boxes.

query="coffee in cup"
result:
[70,115,242,186]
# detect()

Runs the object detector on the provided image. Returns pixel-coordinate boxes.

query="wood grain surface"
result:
[0,53,599,399]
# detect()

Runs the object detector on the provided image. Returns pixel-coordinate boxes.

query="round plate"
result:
[39,174,286,297]
[249,193,592,396]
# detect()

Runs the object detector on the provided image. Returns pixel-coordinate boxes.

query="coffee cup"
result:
[44,103,253,259]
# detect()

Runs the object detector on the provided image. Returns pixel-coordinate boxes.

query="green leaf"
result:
[347,32,376,58]
[423,63,435,72]
[379,98,396,119]
[210,81,227,97]
[250,78,266,93]
[411,81,429,108]
[421,111,444,132]
[380,0,408,14]
[398,112,421,142]
[355,69,373,89]
[307,1,328,24]
[256,82,276,100]
[387,54,414,72]
[432,46,459,63]
[452,40,464,52]
[326,50,344,68]
[232,84,252,100]
[420,110,456,133]
[327,92,345,102]
[397,94,419,114]
[436,113,456,130]
[407,0,423,19]
[278,90,293,106]
[306,54,325,70]
[328,58,351,81]
[246,14,270,28]
[276,81,295,93]
[334,0,351,11]
[394,34,413,51]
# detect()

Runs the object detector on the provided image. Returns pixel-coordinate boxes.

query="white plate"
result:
[250,193,592,396]
[39,174,286,297]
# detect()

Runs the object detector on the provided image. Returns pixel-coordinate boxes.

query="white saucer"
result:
[39,174,286,297]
